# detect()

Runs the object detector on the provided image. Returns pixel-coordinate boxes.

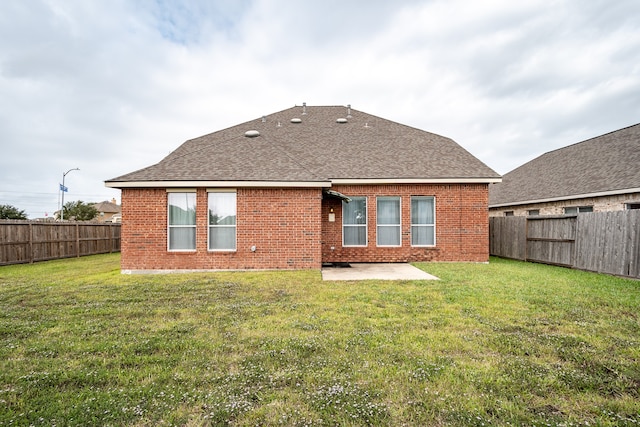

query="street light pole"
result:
[60,168,79,221]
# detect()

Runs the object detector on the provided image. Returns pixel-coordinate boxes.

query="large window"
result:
[343,197,367,246]
[411,196,435,246]
[168,192,196,251]
[208,191,236,251]
[377,196,401,246]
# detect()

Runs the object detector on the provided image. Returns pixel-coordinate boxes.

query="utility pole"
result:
[60,168,79,221]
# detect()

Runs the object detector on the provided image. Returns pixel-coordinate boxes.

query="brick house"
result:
[105,105,500,272]
[489,123,640,217]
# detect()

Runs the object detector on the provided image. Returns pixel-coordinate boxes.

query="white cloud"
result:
[1,0,639,217]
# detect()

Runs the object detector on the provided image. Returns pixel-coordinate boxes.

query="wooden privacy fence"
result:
[490,210,640,279]
[0,220,121,266]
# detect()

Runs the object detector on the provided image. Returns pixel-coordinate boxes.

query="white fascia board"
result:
[489,187,640,208]
[330,178,502,185]
[105,180,332,189]
[106,178,502,189]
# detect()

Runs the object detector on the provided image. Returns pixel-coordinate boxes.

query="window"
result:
[343,197,367,246]
[208,191,236,251]
[377,197,401,246]
[411,196,435,246]
[168,192,196,251]
[528,209,540,216]
[564,206,593,214]
[505,211,514,217]
[626,203,640,210]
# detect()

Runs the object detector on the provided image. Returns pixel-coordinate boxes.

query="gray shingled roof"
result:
[106,105,499,185]
[489,123,640,207]
[92,200,120,213]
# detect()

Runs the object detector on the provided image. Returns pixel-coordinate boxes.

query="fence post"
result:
[573,215,579,269]
[29,222,34,264]
[76,223,80,258]
[524,218,528,262]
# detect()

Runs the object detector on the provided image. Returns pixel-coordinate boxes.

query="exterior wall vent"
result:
[244,130,260,138]
[336,118,348,124]
[291,118,302,123]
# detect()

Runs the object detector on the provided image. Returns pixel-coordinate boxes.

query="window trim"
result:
[411,196,436,247]
[207,190,237,252]
[167,191,197,252]
[342,196,368,247]
[376,196,401,247]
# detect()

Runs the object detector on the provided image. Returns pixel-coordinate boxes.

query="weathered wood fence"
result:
[490,210,640,279]
[0,220,121,266]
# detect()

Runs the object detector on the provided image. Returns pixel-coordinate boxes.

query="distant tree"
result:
[62,201,99,221]
[0,204,28,220]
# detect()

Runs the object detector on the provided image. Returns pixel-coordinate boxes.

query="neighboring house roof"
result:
[489,123,640,208]
[106,105,500,188]
[92,201,121,214]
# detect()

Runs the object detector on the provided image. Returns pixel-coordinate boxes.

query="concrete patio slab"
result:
[321,263,439,281]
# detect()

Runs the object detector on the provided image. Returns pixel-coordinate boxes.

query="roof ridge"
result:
[541,122,640,157]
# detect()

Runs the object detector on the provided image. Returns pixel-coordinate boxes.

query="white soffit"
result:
[330,178,502,185]
[106,180,332,188]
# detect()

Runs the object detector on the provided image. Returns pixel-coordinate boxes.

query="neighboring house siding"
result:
[322,184,489,263]
[121,187,323,271]
[489,192,640,217]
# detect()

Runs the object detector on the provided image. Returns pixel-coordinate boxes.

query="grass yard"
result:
[0,254,639,426]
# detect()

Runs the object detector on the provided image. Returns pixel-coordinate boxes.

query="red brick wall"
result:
[120,183,489,271]
[321,184,489,263]
[120,187,323,270]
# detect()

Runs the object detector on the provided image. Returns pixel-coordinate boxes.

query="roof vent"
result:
[336,118,348,124]
[347,104,352,118]
[261,116,266,123]
[302,102,307,115]
[244,130,260,138]
[291,118,302,123]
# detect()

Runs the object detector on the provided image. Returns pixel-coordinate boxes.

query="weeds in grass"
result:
[0,254,639,426]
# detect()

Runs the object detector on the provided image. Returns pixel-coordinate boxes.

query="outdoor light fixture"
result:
[328,207,335,222]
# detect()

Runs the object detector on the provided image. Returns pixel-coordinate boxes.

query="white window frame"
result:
[167,190,197,252]
[207,189,237,252]
[411,196,436,247]
[342,196,367,247]
[376,196,401,247]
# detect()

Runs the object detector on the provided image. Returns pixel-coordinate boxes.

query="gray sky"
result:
[1,0,639,218]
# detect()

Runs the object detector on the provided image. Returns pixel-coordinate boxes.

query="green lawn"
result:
[0,254,638,426]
